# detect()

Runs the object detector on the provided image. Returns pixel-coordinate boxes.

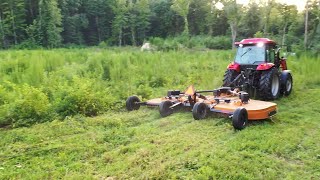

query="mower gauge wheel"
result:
[126,96,141,111]
[192,102,208,120]
[159,101,174,117]
[232,107,248,130]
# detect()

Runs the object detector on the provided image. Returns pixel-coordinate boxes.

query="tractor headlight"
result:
[257,42,264,47]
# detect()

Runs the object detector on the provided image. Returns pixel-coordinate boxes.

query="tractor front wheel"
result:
[159,101,173,117]
[126,96,141,111]
[280,72,293,96]
[259,68,280,100]
[192,102,208,120]
[232,108,248,130]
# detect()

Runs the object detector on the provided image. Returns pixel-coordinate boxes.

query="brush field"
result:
[0,48,320,179]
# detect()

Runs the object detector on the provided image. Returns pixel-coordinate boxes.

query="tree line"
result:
[0,0,319,51]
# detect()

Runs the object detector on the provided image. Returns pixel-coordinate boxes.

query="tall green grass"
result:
[0,49,232,127]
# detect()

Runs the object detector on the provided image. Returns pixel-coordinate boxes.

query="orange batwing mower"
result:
[126,85,277,130]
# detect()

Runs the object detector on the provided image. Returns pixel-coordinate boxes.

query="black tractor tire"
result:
[126,96,141,111]
[280,72,293,96]
[232,107,248,130]
[192,102,208,120]
[223,69,239,87]
[258,68,280,100]
[159,100,174,117]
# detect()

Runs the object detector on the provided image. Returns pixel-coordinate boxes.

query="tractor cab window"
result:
[234,45,265,65]
[266,46,275,63]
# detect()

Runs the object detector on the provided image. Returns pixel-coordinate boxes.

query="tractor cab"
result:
[229,38,281,72]
[235,38,276,64]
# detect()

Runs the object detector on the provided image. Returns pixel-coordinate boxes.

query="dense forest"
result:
[0,0,319,51]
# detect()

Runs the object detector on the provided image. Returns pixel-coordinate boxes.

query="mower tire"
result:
[159,100,173,117]
[280,71,293,96]
[223,69,239,87]
[192,102,208,120]
[259,68,280,100]
[126,96,141,111]
[232,107,248,130]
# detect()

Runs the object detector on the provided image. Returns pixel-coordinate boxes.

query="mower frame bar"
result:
[196,90,215,93]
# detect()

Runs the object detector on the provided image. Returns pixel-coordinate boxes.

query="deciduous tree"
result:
[171,0,192,35]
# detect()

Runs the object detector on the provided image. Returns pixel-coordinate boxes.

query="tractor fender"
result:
[227,62,240,72]
[256,63,275,71]
[280,58,288,70]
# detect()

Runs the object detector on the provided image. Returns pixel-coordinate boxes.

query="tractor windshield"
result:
[235,45,265,65]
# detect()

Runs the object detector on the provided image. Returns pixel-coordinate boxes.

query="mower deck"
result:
[145,96,276,120]
[126,86,277,130]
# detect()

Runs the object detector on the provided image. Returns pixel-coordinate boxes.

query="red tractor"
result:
[223,38,293,100]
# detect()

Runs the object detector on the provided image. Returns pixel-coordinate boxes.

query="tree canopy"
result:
[0,0,319,51]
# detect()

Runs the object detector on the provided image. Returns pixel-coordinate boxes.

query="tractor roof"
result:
[235,38,276,46]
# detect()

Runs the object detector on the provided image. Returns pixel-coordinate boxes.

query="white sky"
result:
[237,0,307,12]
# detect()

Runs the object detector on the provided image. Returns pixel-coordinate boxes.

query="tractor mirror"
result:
[275,48,281,60]
[275,47,281,54]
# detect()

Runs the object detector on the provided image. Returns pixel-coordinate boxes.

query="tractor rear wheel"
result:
[232,107,248,130]
[259,68,280,100]
[192,102,208,120]
[126,96,141,111]
[159,101,173,117]
[223,69,239,87]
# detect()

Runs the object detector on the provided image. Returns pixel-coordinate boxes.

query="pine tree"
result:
[59,0,88,45]
[0,0,26,48]
[128,0,151,45]
[112,0,129,46]
[0,4,7,48]
[39,0,62,47]
[149,0,177,38]
[83,0,115,45]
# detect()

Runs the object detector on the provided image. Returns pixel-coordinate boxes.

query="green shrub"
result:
[311,44,320,56]
[254,31,264,38]
[64,43,87,49]
[161,39,181,51]
[12,40,43,50]
[149,36,232,51]
[52,77,116,118]
[136,84,153,99]
[0,84,13,126]
[149,76,167,88]
[7,84,52,127]
[149,37,165,48]
[204,36,231,50]
[175,35,190,45]
[98,41,109,48]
